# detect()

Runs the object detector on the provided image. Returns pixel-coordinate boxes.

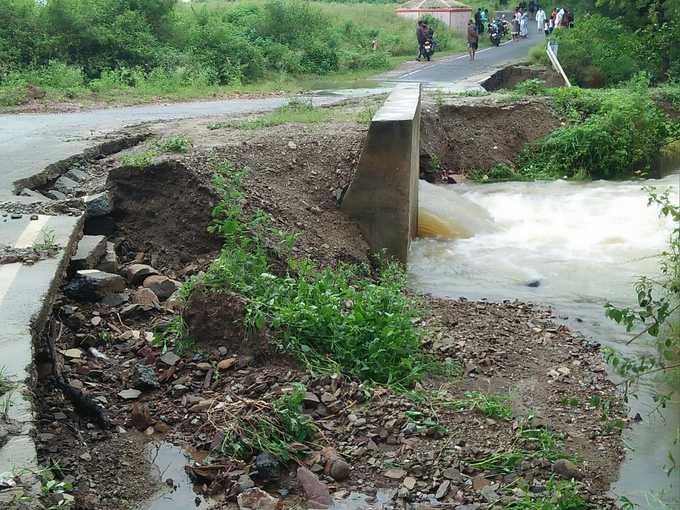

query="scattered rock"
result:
[118,389,142,400]
[79,452,92,462]
[124,264,160,285]
[403,477,417,490]
[527,280,541,288]
[384,468,407,479]
[45,189,67,200]
[297,466,331,508]
[53,175,79,195]
[287,141,297,150]
[435,480,450,499]
[66,168,88,182]
[71,235,107,271]
[218,358,238,370]
[101,292,128,307]
[160,351,181,367]
[443,467,463,482]
[84,192,114,217]
[254,452,279,482]
[237,488,280,510]
[131,287,160,307]
[62,348,82,359]
[329,458,351,482]
[131,364,159,390]
[552,459,581,479]
[64,270,126,302]
[129,403,154,431]
[472,475,491,491]
[142,275,180,301]
[480,485,500,503]
[238,474,255,492]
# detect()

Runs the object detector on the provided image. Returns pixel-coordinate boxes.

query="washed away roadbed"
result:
[2,96,627,510]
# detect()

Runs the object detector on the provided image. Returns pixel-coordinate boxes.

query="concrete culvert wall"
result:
[104,161,222,269]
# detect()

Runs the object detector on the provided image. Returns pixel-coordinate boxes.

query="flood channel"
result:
[410,174,680,508]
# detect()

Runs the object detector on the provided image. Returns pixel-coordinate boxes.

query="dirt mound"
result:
[107,160,222,270]
[183,285,272,360]
[481,64,564,91]
[420,97,559,180]
[186,121,371,268]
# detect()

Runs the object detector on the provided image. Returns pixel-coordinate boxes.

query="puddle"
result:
[142,441,213,510]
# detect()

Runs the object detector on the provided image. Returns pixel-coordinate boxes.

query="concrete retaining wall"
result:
[342,83,421,263]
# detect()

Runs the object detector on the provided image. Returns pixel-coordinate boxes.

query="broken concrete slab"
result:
[18,189,52,201]
[0,212,84,477]
[64,269,126,302]
[70,235,107,271]
[97,242,118,273]
[53,175,79,196]
[84,191,113,217]
[45,189,66,201]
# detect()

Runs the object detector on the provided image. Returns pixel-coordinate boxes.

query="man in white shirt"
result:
[536,7,546,33]
[555,7,565,28]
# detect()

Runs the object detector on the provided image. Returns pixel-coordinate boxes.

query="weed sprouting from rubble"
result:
[180,160,432,388]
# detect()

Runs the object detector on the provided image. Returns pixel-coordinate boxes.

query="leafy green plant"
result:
[153,316,193,355]
[404,410,448,434]
[32,228,59,253]
[220,382,316,461]
[187,160,429,388]
[448,391,513,420]
[154,135,192,154]
[469,417,568,474]
[512,79,548,97]
[119,150,156,168]
[504,478,586,510]
[469,164,521,183]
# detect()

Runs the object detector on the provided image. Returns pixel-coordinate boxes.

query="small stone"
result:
[160,351,181,366]
[238,474,255,492]
[443,467,463,482]
[101,292,129,306]
[303,392,320,406]
[329,459,351,482]
[403,476,417,490]
[79,452,92,462]
[91,316,102,326]
[218,357,238,370]
[472,475,491,491]
[383,468,407,479]
[552,459,581,479]
[124,264,160,285]
[320,392,335,405]
[237,488,279,510]
[297,466,331,508]
[254,452,279,482]
[30,214,39,220]
[196,362,212,371]
[557,367,571,377]
[131,363,159,390]
[143,275,181,301]
[64,270,126,302]
[480,485,500,503]
[62,348,82,359]
[287,141,297,150]
[118,389,142,400]
[435,480,450,499]
[131,287,159,307]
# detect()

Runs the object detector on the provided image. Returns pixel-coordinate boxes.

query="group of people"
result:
[536,6,574,35]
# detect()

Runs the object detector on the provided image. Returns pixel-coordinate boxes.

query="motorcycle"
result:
[489,20,504,46]
[421,39,434,61]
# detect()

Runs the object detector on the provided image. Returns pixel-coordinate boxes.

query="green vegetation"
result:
[32,228,60,253]
[469,418,568,474]
[604,188,680,399]
[181,161,429,387]
[153,316,193,354]
[221,382,316,461]
[448,390,514,420]
[0,366,14,396]
[208,98,375,130]
[119,134,192,167]
[504,478,586,510]
[404,410,449,434]
[0,0,464,107]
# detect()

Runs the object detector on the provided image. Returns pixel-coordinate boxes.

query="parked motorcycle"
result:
[489,20,503,46]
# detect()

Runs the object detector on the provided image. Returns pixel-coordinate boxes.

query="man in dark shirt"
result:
[416,21,427,61]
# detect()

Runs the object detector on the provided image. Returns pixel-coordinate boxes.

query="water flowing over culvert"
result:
[410,175,680,508]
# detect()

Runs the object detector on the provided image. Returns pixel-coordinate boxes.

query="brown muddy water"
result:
[411,175,680,508]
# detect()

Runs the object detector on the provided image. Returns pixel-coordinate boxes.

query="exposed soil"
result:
[19,97,627,510]
[419,96,560,181]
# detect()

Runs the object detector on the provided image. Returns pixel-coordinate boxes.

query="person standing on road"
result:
[474,8,483,34]
[520,9,529,37]
[416,21,426,61]
[536,6,546,33]
[467,20,479,61]
[511,9,521,41]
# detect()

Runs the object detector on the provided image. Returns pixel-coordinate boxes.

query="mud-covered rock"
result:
[142,275,180,301]
[123,264,159,285]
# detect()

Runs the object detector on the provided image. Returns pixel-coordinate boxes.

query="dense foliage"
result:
[0,0,457,105]
[553,1,680,86]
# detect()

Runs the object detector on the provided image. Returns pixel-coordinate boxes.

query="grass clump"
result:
[220,382,316,461]
[119,134,192,167]
[0,367,14,397]
[154,135,192,154]
[448,390,513,420]
[32,228,59,253]
[186,161,429,388]
[469,417,569,474]
[153,316,194,355]
[504,478,586,510]
[119,150,156,168]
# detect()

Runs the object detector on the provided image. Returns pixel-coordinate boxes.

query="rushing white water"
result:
[409,175,680,508]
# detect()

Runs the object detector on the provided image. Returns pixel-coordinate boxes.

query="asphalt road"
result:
[389,26,541,85]
[0,28,540,198]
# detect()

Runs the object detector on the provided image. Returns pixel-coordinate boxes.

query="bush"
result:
[520,85,672,180]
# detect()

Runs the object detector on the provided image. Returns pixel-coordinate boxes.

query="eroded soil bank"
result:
[3,97,628,510]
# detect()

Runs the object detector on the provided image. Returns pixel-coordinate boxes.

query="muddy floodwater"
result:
[410,174,680,508]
